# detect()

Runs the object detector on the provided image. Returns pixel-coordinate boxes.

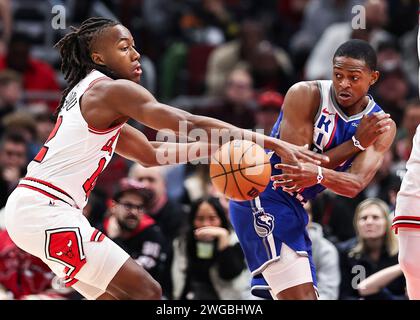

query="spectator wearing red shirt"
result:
[0,32,60,112]
[0,229,59,299]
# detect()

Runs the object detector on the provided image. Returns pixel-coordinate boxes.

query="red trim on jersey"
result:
[391,216,420,234]
[83,75,124,135]
[64,277,79,287]
[90,229,99,242]
[393,215,420,222]
[22,177,74,199]
[90,229,106,242]
[325,114,339,149]
[392,223,420,234]
[17,184,61,201]
[83,76,111,94]
[88,122,124,135]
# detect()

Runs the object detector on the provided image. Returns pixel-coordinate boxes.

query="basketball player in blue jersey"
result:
[229,39,396,300]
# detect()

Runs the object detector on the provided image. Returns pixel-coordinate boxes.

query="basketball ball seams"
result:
[238,142,255,164]
[237,164,270,188]
[209,140,271,201]
[237,144,270,189]
[210,161,271,180]
[211,152,229,195]
[229,140,246,200]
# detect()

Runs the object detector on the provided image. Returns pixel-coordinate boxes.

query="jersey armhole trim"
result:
[314,81,323,122]
[80,76,126,134]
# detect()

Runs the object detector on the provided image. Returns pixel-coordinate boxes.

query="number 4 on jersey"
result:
[83,129,121,199]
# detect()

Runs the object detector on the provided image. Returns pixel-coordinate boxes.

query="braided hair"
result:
[54,17,119,115]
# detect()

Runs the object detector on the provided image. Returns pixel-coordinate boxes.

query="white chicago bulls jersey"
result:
[393,125,420,230]
[25,70,124,209]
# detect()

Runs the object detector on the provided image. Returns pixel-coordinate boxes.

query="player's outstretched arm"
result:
[115,124,218,166]
[272,120,396,197]
[105,80,328,166]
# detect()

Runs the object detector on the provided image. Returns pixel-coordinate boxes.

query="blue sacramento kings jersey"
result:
[229,80,383,299]
[269,80,383,202]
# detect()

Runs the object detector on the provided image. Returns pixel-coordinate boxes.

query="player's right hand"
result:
[355,112,392,148]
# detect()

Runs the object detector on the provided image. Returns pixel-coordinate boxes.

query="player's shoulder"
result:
[87,78,151,103]
[286,81,320,99]
[284,81,320,111]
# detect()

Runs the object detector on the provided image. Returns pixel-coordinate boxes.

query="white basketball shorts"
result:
[4,187,129,299]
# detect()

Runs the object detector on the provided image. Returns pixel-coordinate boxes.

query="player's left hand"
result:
[271,162,319,192]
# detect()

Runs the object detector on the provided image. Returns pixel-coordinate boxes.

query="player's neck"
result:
[339,96,369,117]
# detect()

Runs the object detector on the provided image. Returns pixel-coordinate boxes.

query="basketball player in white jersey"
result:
[3,17,327,300]
[392,7,420,299]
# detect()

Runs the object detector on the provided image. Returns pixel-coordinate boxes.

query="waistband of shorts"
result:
[266,182,307,205]
[17,177,78,208]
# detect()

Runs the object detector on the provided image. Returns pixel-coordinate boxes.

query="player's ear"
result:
[91,52,106,66]
[370,70,380,86]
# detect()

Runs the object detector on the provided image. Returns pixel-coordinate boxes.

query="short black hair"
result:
[333,39,377,70]
[0,131,27,149]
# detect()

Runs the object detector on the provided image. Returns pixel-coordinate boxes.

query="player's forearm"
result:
[322,139,361,169]
[320,168,367,198]
[151,141,218,165]
[187,114,280,150]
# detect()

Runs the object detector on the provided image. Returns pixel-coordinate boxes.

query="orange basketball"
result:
[209,140,271,201]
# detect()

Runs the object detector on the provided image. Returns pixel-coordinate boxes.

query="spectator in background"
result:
[128,163,189,300]
[0,229,72,300]
[337,198,406,300]
[205,19,292,96]
[395,99,420,162]
[249,40,296,95]
[195,67,256,129]
[82,188,108,230]
[101,178,172,299]
[128,163,187,243]
[0,70,23,127]
[2,111,38,160]
[305,0,391,80]
[172,197,251,300]
[305,201,340,300]
[290,0,359,65]
[0,32,60,112]
[178,0,237,45]
[400,25,419,90]
[373,64,412,128]
[357,264,406,299]
[32,112,55,151]
[254,90,283,135]
[0,132,28,208]
[0,0,11,55]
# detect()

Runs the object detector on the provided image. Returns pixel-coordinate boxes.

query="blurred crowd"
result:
[0,0,418,300]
